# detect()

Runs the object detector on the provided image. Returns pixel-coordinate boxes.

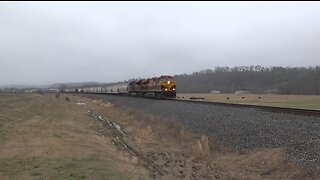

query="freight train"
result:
[64,75,176,98]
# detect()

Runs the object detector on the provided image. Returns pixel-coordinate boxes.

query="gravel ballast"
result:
[87,94,320,171]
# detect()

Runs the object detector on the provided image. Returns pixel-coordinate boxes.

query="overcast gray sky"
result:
[1,2,320,85]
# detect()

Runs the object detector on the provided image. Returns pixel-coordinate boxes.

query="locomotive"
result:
[64,75,176,99]
[128,75,176,98]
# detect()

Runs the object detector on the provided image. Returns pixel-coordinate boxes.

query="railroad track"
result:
[71,93,320,116]
[173,98,320,117]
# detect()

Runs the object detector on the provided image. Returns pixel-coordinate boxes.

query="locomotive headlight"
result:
[167,81,171,84]
[165,88,168,91]
[173,88,176,91]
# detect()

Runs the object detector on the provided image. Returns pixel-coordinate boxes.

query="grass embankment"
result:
[0,94,146,179]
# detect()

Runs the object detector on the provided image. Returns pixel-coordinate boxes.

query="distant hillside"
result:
[174,66,320,95]
[0,84,49,89]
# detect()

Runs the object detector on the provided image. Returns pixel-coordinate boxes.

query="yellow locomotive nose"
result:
[161,80,176,92]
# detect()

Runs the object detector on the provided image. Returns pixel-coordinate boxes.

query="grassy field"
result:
[0,94,318,179]
[177,93,320,110]
[0,94,146,179]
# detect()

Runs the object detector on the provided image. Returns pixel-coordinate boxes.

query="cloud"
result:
[0,2,320,85]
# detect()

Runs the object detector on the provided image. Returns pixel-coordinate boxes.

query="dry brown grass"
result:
[0,94,147,179]
[136,126,153,140]
[193,135,211,158]
[192,135,211,158]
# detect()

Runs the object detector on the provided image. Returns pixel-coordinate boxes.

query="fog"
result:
[0,2,320,85]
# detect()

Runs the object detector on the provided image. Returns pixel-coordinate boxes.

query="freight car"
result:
[63,75,176,99]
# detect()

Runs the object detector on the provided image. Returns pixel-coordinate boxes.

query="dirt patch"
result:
[82,95,318,179]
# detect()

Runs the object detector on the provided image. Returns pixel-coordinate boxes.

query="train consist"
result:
[64,75,176,98]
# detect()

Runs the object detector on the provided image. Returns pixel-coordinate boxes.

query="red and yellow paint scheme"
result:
[128,75,176,98]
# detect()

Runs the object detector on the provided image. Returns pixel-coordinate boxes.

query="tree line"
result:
[173,65,320,95]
